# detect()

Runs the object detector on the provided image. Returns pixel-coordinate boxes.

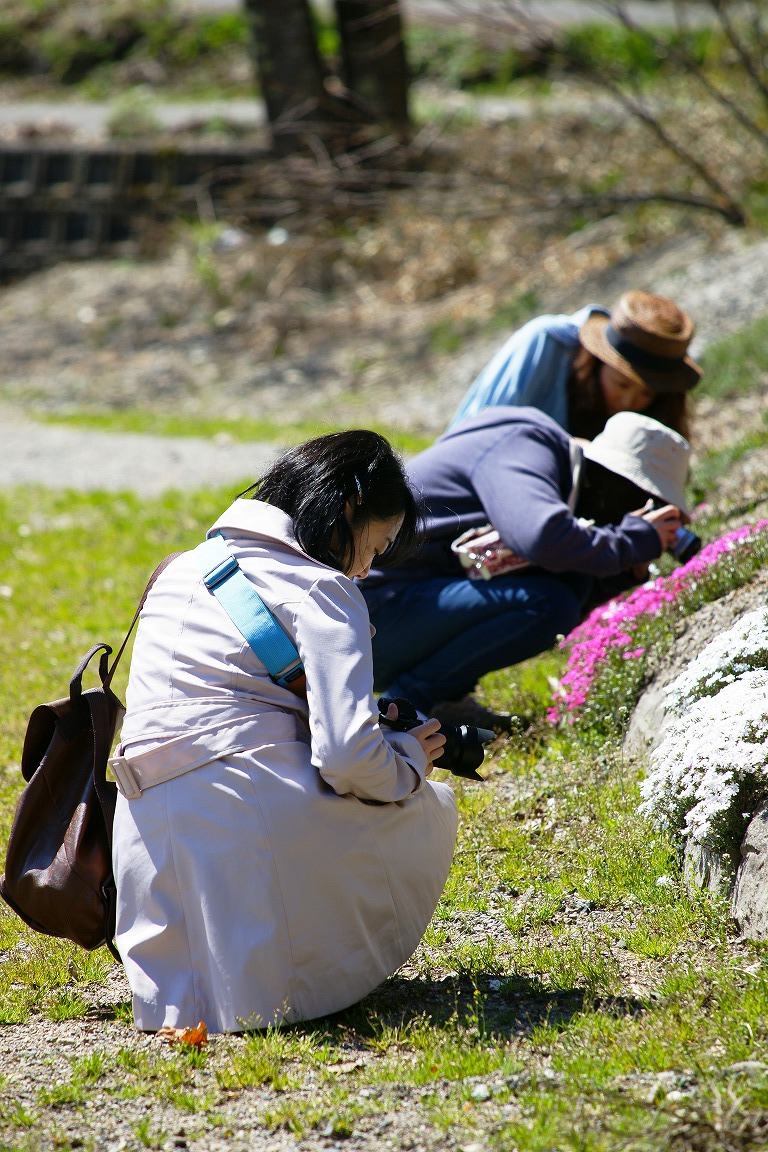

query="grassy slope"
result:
[3,8,768,1145]
[1,320,768,1150]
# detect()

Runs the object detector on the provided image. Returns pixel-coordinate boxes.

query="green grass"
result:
[31,410,433,457]
[698,313,768,402]
[689,415,768,510]
[2,318,768,1147]
[559,23,716,84]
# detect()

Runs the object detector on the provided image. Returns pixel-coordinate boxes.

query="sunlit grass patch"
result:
[511,931,622,1000]
[113,1044,217,1116]
[44,991,90,1022]
[0,919,116,1025]
[215,1028,297,1092]
[0,373,767,1152]
[33,410,433,458]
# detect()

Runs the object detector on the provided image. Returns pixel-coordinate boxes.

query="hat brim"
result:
[582,441,691,517]
[579,312,702,394]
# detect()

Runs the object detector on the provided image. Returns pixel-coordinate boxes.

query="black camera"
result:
[669,525,702,564]
[377,696,494,782]
[650,500,702,565]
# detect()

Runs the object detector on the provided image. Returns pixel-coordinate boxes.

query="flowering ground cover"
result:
[635,604,768,856]
[641,663,768,852]
[548,521,768,733]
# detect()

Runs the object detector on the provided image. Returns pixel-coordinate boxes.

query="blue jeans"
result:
[367,572,588,712]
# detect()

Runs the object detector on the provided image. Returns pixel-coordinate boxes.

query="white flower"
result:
[640,668,768,851]
[663,608,768,718]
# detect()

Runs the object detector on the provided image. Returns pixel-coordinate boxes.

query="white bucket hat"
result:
[582,411,692,517]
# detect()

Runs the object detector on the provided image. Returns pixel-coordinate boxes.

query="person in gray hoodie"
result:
[360,408,692,717]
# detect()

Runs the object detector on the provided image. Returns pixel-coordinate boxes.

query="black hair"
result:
[575,459,652,526]
[239,430,421,573]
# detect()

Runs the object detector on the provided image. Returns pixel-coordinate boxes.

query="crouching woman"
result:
[111,431,458,1033]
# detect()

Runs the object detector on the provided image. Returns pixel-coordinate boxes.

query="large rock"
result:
[730,803,768,938]
[623,576,768,925]
[624,576,768,761]
[623,681,670,761]
[684,840,736,897]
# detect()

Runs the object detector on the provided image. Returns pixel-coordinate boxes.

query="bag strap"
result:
[88,688,121,962]
[88,686,118,839]
[567,438,585,514]
[104,553,183,689]
[194,534,307,696]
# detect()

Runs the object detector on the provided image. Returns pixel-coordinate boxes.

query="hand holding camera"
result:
[380,700,445,773]
[639,500,702,564]
[378,696,494,782]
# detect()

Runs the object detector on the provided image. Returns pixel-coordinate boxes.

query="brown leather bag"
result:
[1,645,123,956]
[0,557,178,958]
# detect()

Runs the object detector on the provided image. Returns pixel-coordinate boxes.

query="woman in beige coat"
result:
[111,431,458,1033]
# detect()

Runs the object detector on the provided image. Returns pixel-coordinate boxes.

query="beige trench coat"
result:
[111,500,458,1032]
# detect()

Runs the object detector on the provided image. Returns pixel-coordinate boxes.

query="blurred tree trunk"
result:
[335,1,410,129]
[242,0,411,157]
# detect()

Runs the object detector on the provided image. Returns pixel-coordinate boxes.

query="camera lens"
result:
[377,696,493,781]
[671,526,702,565]
[438,723,494,780]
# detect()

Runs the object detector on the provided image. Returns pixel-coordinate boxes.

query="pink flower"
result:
[548,522,768,724]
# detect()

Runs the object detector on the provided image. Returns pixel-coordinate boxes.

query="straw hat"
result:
[579,291,702,393]
[582,411,692,516]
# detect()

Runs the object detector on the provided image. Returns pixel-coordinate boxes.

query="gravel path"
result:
[0,411,277,495]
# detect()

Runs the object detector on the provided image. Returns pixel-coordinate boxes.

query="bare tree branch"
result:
[708,0,768,106]
[607,0,768,152]
[595,73,746,224]
[548,189,746,224]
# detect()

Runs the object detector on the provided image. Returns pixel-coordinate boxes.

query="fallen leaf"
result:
[157,1020,208,1048]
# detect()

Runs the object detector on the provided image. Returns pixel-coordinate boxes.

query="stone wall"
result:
[624,577,768,937]
[0,142,255,279]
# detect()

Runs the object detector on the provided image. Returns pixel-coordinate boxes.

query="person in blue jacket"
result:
[448,291,702,441]
[360,408,692,718]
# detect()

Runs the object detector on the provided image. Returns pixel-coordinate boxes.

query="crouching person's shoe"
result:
[430,695,524,735]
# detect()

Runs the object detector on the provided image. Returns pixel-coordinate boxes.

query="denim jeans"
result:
[367,571,589,712]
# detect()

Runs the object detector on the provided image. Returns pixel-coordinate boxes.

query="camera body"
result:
[650,500,702,564]
[669,525,702,564]
[377,696,493,781]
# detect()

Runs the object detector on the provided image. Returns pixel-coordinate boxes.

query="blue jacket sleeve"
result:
[448,308,605,430]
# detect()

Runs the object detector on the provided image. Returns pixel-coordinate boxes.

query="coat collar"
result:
[207,499,330,567]
[207,498,297,548]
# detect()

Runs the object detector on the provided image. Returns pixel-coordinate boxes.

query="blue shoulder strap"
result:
[194,534,306,693]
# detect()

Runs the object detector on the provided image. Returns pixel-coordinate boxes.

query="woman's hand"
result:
[411,718,447,776]
[635,501,682,552]
[383,702,446,776]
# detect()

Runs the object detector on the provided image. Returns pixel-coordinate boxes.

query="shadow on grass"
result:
[104,974,649,1043]
[325,971,649,1042]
